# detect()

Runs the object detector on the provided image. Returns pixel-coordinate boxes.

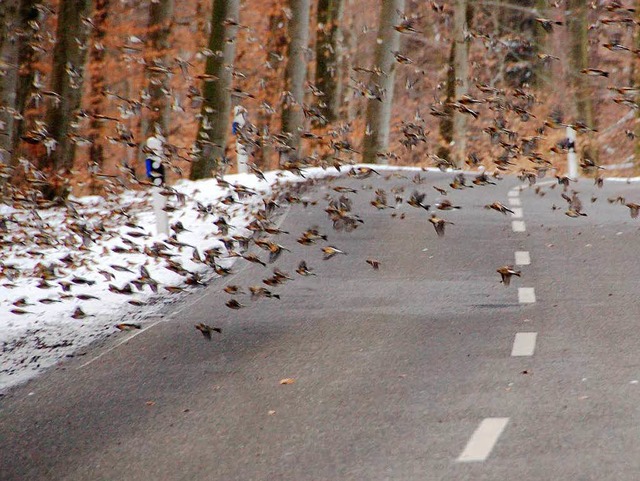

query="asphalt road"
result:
[2,169,640,480]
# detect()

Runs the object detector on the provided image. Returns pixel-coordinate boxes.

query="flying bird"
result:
[195,323,221,340]
[429,214,453,237]
[296,260,316,276]
[407,191,430,210]
[497,266,521,286]
[322,246,347,260]
[485,202,514,215]
[625,202,640,219]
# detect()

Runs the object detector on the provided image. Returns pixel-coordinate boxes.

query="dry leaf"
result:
[279,378,295,385]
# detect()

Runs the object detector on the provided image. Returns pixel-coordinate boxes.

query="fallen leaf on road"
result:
[279,378,295,385]
[115,323,141,331]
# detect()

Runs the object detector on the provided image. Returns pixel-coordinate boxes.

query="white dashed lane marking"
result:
[515,251,530,266]
[508,197,521,207]
[511,207,523,218]
[508,190,520,197]
[511,332,538,357]
[518,287,536,304]
[512,220,526,232]
[457,418,510,462]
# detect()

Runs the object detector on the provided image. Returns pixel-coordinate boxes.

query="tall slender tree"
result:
[567,0,597,164]
[281,0,311,160]
[45,0,95,175]
[87,0,110,182]
[0,2,20,163]
[315,0,344,123]
[362,0,404,165]
[451,0,469,167]
[145,0,174,138]
[0,0,39,166]
[635,0,640,166]
[256,3,287,169]
[567,0,593,129]
[438,41,455,160]
[342,0,358,123]
[190,0,240,180]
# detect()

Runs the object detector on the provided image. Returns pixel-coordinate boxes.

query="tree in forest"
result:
[0,0,39,167]
[86,0,110,187]
[255,3,288,169]
[0,2,21,164]
[451,0,469,167]
[144,0,174,140]
[566,0,597,162]
[342,0,359,123]
[635,0,640,166]
[315,0,344,123]
[190,0,240,180]
[497,0,546,88]
[437,42,455,161]
[567,0,594,129]
[362,0,404,165]
[44,0,95,182]
[280,0,311,160]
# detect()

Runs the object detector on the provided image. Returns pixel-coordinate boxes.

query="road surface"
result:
[2,170,640,480]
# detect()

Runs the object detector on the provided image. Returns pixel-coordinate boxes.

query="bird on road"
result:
[625,202,640,219]
[485,202,514,215]
[322,246,347,260]
[497,265,521,286]
[407,191,430,210]
[195,323,221,340]
[435,199,461,210]
[366,258,381,269]
[296,260,316,276]
[429,214,453,237]
[225,299,244,309]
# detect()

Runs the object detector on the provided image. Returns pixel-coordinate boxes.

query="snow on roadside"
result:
[0,167,342,393]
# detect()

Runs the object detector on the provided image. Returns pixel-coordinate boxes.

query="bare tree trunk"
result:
[635,0,640,167]
[87,0,110,189]
[567,0,597,163]
[315,0,344,123]
[0,0,39,167]
[281,0,311,159]
[362,0,404,165]
[145,0,174,138]
[531,0,548,88]
[0,1,20,164]
[567,0,593,129]
[190,0,240,180]
[257,4,287,170]
[343,2,358,124]
[452,0,469,167]
[438,41,455,160]
[45,0,94,174]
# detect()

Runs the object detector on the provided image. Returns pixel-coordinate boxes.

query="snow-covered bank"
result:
[0,167,342,393]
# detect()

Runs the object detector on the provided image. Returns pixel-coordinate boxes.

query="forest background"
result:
[1,0,639,201]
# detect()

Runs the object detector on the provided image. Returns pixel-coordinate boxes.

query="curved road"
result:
[2,170,640,480]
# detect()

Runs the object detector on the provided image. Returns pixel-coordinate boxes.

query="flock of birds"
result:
[2,1,640,351]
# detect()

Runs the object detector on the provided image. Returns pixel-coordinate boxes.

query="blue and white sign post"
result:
[145,135,169,236]
[233,105,248,174]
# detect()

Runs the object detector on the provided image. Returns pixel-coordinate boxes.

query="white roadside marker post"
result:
[233,105,248,174]
[145,135,169,237]
[567,126,578,180]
